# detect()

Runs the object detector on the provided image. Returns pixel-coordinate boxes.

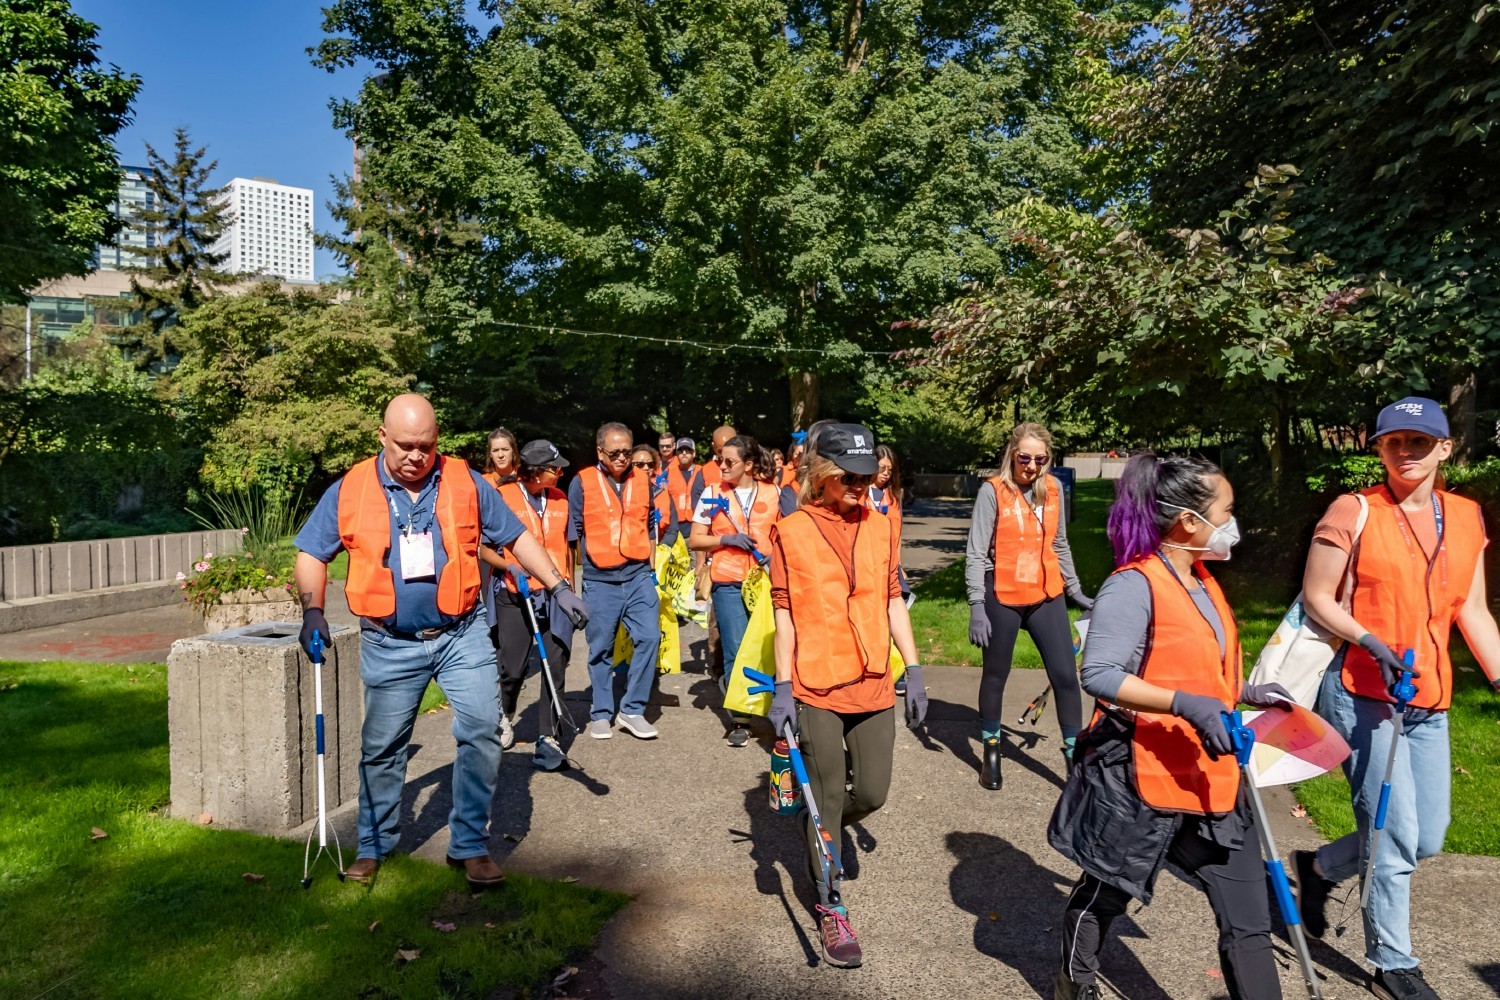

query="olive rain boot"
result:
[979,735,1004,790]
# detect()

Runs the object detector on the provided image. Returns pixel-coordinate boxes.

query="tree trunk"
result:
[1269,394,1289,486]
[789,370,819,430]
[1448,364,1477,465]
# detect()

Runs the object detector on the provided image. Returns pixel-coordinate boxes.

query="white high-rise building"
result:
[214,177,315,282]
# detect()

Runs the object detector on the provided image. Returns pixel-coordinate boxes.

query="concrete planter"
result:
[202,588,300,632]
[167,621,361,835]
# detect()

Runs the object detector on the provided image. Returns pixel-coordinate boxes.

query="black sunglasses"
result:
[840,472,873,486]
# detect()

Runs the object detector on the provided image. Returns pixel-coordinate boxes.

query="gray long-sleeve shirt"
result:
[1077,560,1225,702]
[965,478,1084,604]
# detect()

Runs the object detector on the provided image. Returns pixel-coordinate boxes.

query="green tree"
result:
[124,127,238,339]
[313,0,1112,425]
[0,0,139,304]
[169,283,419,496]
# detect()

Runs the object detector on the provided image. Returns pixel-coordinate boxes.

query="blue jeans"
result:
[1313,660,1450,970]
[356,611,500,860]
[712,584,752,723]
[583,573,660,720]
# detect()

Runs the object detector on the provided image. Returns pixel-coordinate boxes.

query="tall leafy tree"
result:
[314,0,1106,424]
[0,0,139,304]
[124,127,238,335]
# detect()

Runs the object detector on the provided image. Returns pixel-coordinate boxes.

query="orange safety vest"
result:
[1121,555,1243,815]
[578,465,653,568]
[495,481,570,592]
[706,480,781,584]
[779,463,798,489]
[665,462,699,520]
[1342,487,1484,711]
[700,459,724,490]
[990,475,1063,606]
[775,507,893,693]
[337,455,482,620]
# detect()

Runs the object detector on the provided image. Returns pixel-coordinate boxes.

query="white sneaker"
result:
[499,713,516,750]
[589,719,613,740]
[618,714,658,739]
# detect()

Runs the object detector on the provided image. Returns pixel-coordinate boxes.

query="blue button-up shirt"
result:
[296,457,526,632]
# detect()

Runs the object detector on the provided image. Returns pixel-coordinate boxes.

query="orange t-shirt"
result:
[769,503,902,714]
[1313,491,1443,553]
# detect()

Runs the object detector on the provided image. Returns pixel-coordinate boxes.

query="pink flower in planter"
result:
[175,572,186,582]
[241,527,249,535]
[204,552,214,560]
[193,561,210,573]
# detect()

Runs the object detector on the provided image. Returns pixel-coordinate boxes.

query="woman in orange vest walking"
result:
[1048,452,1292,1000]
[630,444,683,548]
[1292,398,1500,1000]
[689,434,780,748]
[766,423,926,969]
[487,440,575,771]
[965,422,1093,788]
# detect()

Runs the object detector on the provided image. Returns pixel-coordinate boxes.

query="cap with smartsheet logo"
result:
[815,423,878,476]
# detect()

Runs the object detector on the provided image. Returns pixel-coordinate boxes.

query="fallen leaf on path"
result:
[551,967,578,990]
[561,876,578,883]
[368,921,381,933]
[1290,804,1308,819]
[90,827,108,841]
[197,812,214,825]
[1206,968,1223,978]
[988,912,998,922]
[432,921,456,932]
[241,873,265,882]
[395,948,420,964]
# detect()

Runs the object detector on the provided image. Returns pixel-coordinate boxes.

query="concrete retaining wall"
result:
[167,621,362,835]
[0,528,242,633]
[913,473,982,498]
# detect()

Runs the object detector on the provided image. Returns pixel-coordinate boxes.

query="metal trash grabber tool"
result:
[301,629,345,887]
[513,573,577,735]
[1019,611,1090,726]
[1222,709,1323,999]
[782,720,842,907]
[1359,649,1417,933]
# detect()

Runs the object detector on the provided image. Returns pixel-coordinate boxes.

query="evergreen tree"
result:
[124,127,238,335]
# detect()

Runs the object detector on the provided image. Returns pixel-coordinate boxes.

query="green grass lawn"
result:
[910,477,1500,857]
[0,659,624,1000]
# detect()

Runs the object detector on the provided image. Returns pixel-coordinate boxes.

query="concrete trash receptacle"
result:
[168,621,361,835]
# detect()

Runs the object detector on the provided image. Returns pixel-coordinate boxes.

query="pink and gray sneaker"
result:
[816,904,863,968]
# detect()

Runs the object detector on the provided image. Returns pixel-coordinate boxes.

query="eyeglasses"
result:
[840,473,874,487]
[601,448,632,460]
[631,460,654,469]
[1015,453,1050,466]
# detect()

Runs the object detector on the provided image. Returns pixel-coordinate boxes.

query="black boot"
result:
[1054,970,1101,1000]
[979,736,1003,790]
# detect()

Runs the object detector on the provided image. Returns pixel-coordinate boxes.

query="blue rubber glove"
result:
[768,680,796,740]
[719,532,755,552]
[968,603,991,648]
[1171,691,1234,759]
[550,582,589,628]
[1240,682,1295,710]
[903,665,928,730]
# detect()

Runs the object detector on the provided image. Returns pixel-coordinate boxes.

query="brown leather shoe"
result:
[447,854,505,889]
[345,857,379,883]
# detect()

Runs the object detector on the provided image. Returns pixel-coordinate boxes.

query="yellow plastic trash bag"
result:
[658,537,705,625]
[723,567,777,717]
[613,599,681,674]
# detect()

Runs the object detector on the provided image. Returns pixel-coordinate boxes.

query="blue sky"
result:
[74,0,367,280]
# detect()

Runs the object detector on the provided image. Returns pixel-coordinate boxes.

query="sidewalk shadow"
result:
[947,830,1172,1000]
[1473,962,1500,995]
[917,705,1067,793]
[731,784,819,967]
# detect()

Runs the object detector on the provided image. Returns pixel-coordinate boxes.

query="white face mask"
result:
[1157,501,1241,561]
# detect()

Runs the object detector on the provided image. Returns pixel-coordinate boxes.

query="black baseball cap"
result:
[1374,397,1449,440]
[816,423,878,476]
[675,436,696,454]
[519,439,569,468]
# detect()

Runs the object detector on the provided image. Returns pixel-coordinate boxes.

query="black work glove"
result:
[968,603,991,648]
[299,607,330,659]
[1068,588,1096,611]
[1359,633,1411,694]
[719,532,756,552]
[903,665,929,730]
[550,581,589,629]
[1241,682,1295,710]
[1171,691,1234,759]
[769,680,797,740]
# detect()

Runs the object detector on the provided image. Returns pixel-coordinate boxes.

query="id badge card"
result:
[399,531,437,580]
[1014,547,1042,585]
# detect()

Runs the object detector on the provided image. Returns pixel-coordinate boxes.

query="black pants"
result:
[796,704,895,905]
[493,587,570,739]
[977,574,1081,736]
[1059,822,1281,1000]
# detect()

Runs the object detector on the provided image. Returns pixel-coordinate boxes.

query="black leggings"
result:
[1059,820,1280,999]
[977,573,1081,737]
[494,587,570,739]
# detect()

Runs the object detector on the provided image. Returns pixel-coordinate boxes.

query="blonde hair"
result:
[798,454,845,508]
[997,422,1053,505]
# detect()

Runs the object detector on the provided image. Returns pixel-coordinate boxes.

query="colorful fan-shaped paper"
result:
[1243,702,1351,788]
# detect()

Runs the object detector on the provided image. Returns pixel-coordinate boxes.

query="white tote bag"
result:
[1247,494,1368,708]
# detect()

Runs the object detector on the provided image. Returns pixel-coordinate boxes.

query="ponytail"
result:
[1106,451,1222,567]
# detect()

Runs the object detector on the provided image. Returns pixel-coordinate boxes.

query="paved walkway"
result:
[5,500,1498,998]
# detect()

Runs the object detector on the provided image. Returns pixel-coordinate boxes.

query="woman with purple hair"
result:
[1047,452,1293,1000]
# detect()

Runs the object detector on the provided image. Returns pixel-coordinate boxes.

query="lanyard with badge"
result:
[1386,488,1446,666]
[391,486,438,580]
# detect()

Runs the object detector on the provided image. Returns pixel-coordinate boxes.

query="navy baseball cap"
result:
[816,423,879,476]
[1374,397,1449,440]
[519,439,569,468]
[675,437,696,454]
